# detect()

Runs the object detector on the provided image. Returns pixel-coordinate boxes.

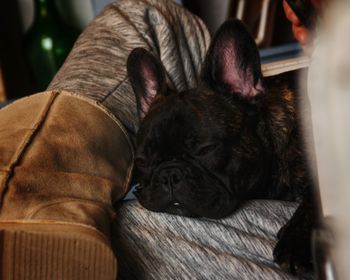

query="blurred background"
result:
[0,0,300,101]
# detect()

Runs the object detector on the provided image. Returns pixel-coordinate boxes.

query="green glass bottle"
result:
[24,0,80,91]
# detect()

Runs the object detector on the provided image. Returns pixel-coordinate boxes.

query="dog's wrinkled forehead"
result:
[138,95,195,145]
[136,90,241,155]
[137,94,200,144]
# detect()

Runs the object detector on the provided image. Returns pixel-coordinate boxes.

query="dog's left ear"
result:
[201,19,264,98]
[127,48,167,119]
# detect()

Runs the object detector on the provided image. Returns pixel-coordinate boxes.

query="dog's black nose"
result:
[158,167,183,191]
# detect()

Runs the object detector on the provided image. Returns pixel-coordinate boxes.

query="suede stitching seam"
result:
[0,218,111,245]
[26,198,114,220]
[59,91,135,196]
[0,91,60,207]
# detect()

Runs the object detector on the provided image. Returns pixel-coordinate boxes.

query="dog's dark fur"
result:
[127,19,317,273]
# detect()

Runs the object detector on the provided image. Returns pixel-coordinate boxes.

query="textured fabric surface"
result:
[48,0,210,136]
[115,200,313,280]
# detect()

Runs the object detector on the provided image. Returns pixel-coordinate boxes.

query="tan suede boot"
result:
[0,90,133,280]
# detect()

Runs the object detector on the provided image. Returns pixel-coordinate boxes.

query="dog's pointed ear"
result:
[201,20,264,98]
[127,48,167,119]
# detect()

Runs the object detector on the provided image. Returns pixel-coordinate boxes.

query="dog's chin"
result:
[162,201,239,219]
[163,204,198,218]
[137,194,240,219]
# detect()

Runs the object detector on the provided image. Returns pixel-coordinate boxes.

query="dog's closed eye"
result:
[195,143,219,156]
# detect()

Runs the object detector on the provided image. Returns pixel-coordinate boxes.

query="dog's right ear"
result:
[127,48,167,119]
[201,20,264,99]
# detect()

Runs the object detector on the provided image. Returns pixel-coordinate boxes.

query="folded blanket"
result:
[114,200,312,280]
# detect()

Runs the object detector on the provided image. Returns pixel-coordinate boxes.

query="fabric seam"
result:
[0,91,59,206]
[59,91,135,195]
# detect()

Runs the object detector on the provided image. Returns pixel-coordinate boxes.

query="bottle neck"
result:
[34,0,61,23]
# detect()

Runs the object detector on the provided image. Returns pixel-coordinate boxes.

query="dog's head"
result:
[127,20,269,219]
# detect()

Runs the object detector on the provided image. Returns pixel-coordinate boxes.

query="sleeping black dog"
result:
[127,19,318,274]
